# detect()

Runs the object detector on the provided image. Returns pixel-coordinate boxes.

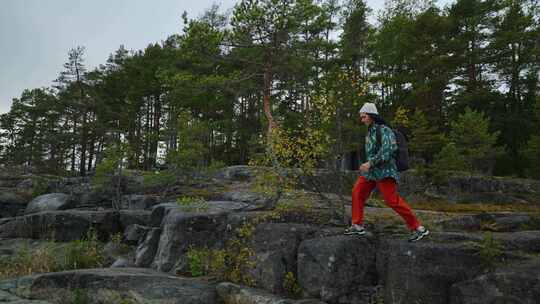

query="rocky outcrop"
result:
[246,223,319,294]
[449,258,540,304]
[0,191,27,218]
[0,268,220,304]
[0,210,122,241]
[298,235,378,303]
[151,209,231,272]
[135,228,161,267]
[376,237,485,304]
[215,166,540,204]
[217,282,327,304]
[2,166,540,304]
[120,194,159,210]
[438,213,533,232]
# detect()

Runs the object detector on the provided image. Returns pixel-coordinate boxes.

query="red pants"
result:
[352,176,421,230]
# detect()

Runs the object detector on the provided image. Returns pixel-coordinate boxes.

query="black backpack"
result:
[375,125,410,172]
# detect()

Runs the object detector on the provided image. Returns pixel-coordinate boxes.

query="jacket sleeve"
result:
[368,126,397,167]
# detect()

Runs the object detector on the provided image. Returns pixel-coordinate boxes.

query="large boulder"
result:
[376,237,485,304]
[449,258,540,304]
[297,235,378,303]
[0,268,219,304]
[151,209,232,272]
[245,223,319,294]
[0,210,122,241]
[24,193,74,214]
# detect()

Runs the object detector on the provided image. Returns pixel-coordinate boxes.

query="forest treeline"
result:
[0,0,539,179]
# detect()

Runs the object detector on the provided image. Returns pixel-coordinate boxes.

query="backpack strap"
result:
[376,124,382,153]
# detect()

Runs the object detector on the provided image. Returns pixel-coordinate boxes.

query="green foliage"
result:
[64,227,104,270]
[176,196,209,212]
[186,246,207,277]
[474,232,504,271]
[432,142,468,172]
[521,135,540,179]
[92,143,126,190]
[72,289,89,304]
[434,108,501,174]
[1,0,539,180]
[408,109,447,163]
[31,177,50,198]
[142,170,176,189]
[283,271,302,298]
[109,232,131,255]
[165,109,209,177]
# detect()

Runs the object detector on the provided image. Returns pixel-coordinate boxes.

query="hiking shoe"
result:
[344,224,366,236]
[408,226,429,242]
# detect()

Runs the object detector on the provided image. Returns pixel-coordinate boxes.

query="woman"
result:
[345,102,429,242]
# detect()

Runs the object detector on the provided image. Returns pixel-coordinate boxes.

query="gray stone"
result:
[150,203,180,227]
[297,235,377,302]
[220,191,273,210]
[15,178,34,192]
[206,200,251,212]
[0,191,27,218]
[439,213,532,232]
[120,194,159,210]
[377,239,485,304]
[25,193,74,214]
[450,258,540,304]
[151,209,231,272]
[78,190,110,207]
[110,257,135,268]
[118,210,151,229]
[246,223,318,294]
[495,230,540,253]
[135,228,161,267]
[124,224,150,245]
[0,268,219,304]
[216,282,298,304]
[0,210,121,241]
[214,165,259,181]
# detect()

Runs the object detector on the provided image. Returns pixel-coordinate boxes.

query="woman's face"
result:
[360,113,373,126]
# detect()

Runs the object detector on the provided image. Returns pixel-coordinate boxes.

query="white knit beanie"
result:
[359,103,379,115]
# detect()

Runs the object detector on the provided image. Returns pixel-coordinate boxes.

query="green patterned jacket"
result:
[363,123,400,182]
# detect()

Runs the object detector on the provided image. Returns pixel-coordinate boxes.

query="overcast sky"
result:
[0,0,396,114]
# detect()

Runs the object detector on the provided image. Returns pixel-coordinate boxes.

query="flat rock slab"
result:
[450,258,540,304]
[0,268,219,304]
[217,282,327,304]
[0,210,121,241]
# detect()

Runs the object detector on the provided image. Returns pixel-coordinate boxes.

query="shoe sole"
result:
[409,230,429,242]
[344,231,366,236]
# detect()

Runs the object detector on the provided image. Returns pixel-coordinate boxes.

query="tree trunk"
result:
[263,58,275,135]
